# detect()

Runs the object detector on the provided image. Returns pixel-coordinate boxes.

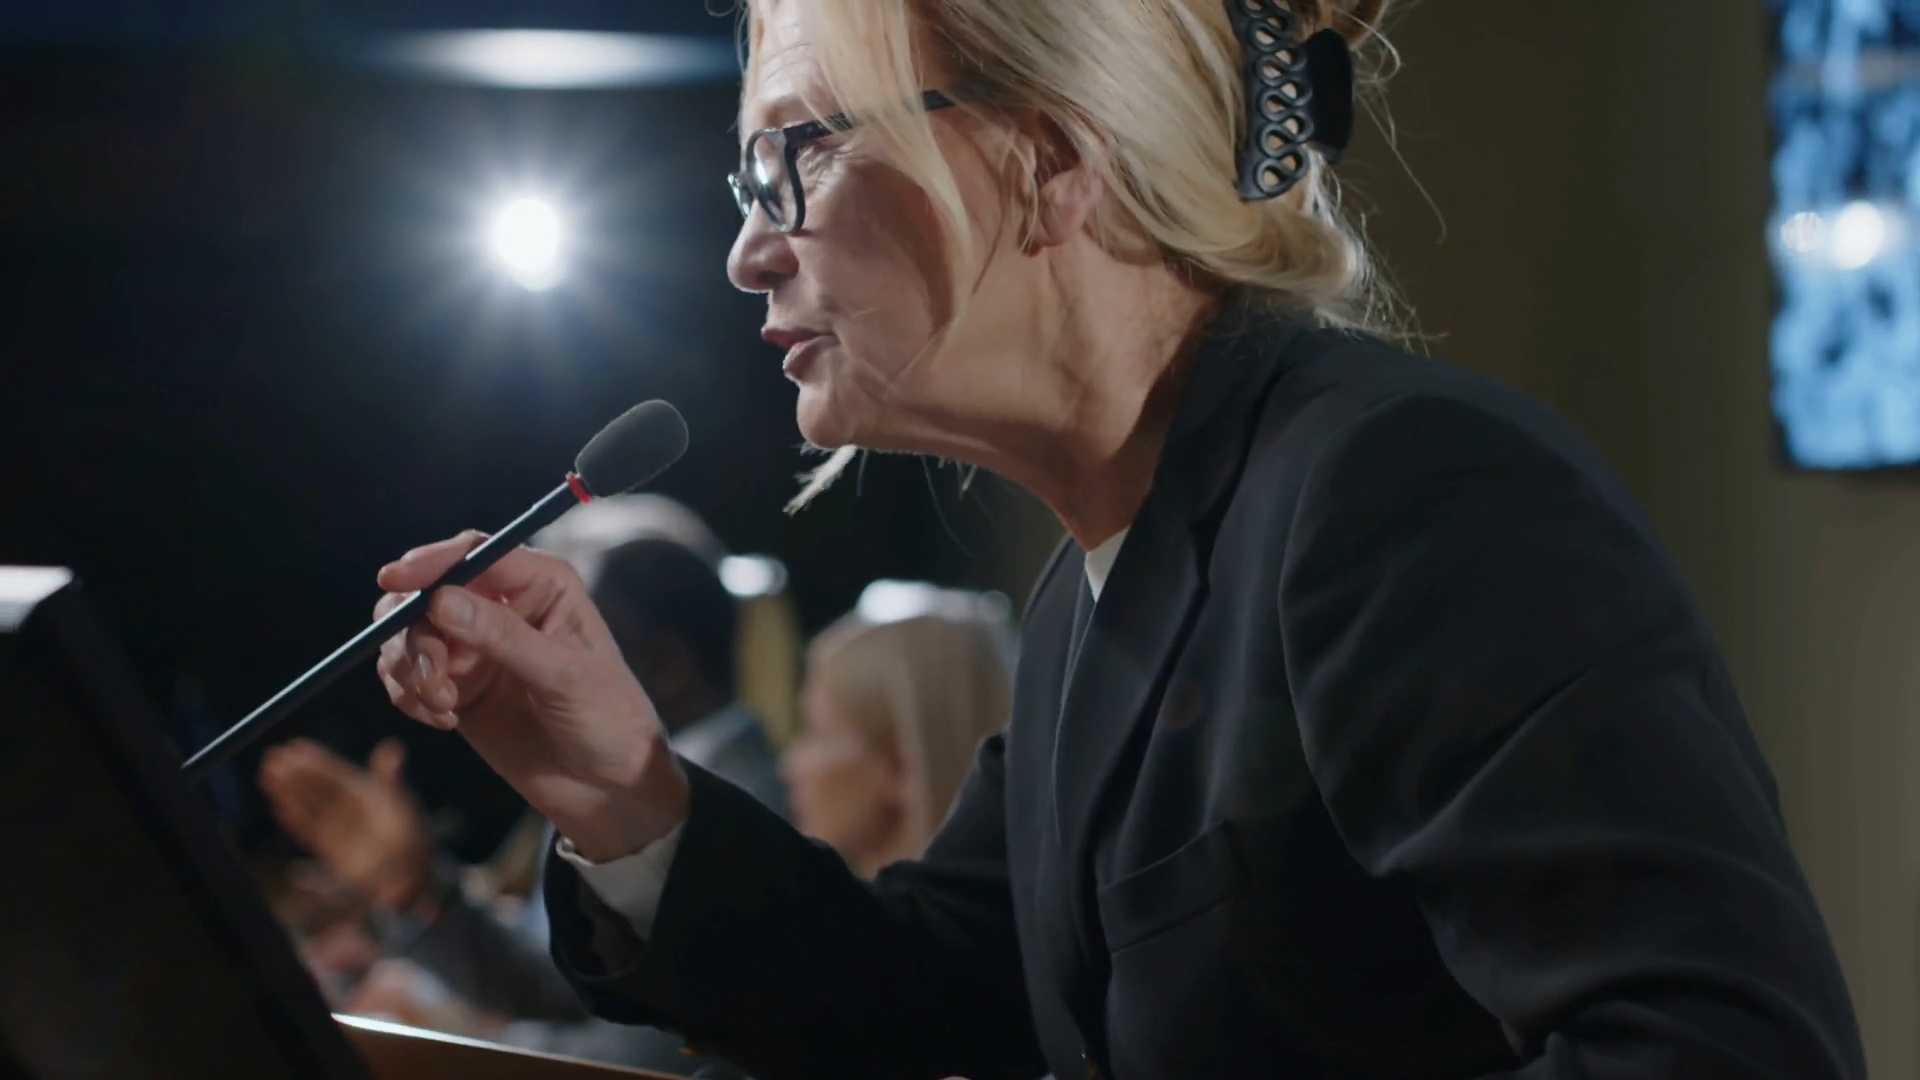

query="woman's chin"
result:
[794,384,861,450]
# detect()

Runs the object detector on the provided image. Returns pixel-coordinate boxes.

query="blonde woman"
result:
[780,612,1012,879]
[371,0,1863,1076]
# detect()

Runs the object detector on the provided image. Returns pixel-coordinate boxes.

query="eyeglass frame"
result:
[728,89,961,234]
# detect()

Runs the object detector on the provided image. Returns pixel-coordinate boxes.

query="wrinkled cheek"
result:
[841,162,952,330]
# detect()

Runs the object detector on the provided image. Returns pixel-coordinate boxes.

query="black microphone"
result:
[181,400,690,782]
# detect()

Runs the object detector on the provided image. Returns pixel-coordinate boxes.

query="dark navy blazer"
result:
[544,299,1864,1080]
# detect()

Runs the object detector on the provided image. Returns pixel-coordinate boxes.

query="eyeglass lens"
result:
[739,135,795,229]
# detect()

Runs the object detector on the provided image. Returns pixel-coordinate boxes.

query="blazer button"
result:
[1081,1050,1100,1079]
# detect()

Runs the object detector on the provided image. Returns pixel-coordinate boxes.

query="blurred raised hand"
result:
[259,737,433,910]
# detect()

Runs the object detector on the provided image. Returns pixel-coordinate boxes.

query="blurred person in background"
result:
[783,604,1012,879]
[532,493,727,589]
[253,853,384,1010]
[369,0,1865,1074]
[539,495,806,750]
[588,538,786,816]
[259,736,585,1024]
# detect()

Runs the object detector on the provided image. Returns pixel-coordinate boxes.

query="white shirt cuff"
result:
[555,823,685,939]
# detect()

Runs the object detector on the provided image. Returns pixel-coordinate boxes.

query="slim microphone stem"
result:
[182,480,583,782]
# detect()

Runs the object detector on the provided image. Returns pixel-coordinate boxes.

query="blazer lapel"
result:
[1049,296,1308,953]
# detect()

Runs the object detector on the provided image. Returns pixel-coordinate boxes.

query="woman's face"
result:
[780,675,903,868]
[727,2,1037,455]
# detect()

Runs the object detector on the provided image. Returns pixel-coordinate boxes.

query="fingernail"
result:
[437,590,473,628]
[415,653,434,683]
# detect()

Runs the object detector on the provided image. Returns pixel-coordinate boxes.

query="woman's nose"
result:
[727,208,798,294]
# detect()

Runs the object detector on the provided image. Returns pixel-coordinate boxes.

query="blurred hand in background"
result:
[259,738,433,911]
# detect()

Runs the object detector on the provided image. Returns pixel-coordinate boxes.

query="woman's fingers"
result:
[376,533,575,620]
[372,589,406,621]
[377,644,457,731]
[372,532,614,743]
[443,638,485,681]
[375,531,486,594]
[402,633,455,709]
[372,605,456,705]
[374,531,588,693]
[377,623,472,733]
[383,536,580,626]
[425,586,573,692]
[452,546,579,622]
[380,667,458,732]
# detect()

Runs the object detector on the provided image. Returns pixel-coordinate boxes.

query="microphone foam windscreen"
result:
[574,400,689,497]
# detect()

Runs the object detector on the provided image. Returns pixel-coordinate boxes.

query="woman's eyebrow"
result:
[744,93,813,133]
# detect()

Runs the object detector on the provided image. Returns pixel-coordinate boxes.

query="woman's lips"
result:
[764,326,827,380]
[781,335,829,381]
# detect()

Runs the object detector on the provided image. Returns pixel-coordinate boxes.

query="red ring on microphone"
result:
[566,472,594,503]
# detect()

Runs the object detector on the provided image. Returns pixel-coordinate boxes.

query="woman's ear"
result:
[1019,121,1103,253]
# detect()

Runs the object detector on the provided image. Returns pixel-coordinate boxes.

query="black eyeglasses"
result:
[728,89,959,234]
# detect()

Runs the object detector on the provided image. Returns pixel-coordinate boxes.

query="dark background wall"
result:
[0,45,1053,859]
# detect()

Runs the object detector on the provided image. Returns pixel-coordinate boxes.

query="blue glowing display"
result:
[1770,0,1920,468]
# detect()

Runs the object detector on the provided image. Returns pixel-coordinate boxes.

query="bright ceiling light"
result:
[365,30,736,90]
[488,197,564,290]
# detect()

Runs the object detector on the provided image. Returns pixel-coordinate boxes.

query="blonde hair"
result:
[806,612,1013,851]
[745,0,1401,505]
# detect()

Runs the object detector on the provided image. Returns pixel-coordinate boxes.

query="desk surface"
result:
[338,1014,684,1080]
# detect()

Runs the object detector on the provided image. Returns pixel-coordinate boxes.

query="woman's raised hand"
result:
[373,531,689,862]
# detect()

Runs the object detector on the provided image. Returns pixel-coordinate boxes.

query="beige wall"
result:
[1352,2,1915,1074]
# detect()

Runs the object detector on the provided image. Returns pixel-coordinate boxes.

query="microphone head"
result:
[574,400,689,497]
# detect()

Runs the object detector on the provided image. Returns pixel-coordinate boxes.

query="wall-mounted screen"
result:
[1770,0,1920,468]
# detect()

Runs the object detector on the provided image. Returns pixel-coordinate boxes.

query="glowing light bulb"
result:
[488,197,564,290]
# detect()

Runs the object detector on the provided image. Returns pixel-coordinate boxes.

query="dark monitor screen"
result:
[0,569,371,1078]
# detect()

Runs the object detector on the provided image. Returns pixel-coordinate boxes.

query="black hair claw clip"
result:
[1227,0,1356,201]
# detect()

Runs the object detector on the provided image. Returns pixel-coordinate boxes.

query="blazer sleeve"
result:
[1276,393,1865,1079]
[544,739,1046,1080]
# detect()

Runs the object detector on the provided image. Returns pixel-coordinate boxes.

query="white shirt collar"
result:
[1083,529,1129,601]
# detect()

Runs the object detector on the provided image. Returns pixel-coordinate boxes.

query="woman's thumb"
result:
[427,586,566,688]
